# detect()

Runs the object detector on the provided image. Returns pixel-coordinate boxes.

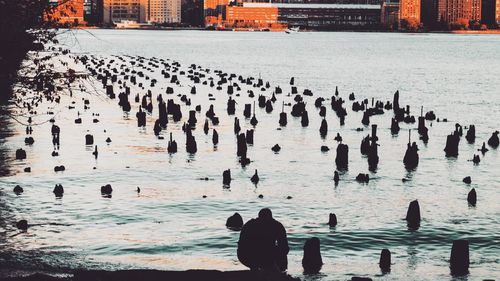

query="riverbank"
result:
[430,29,500,34]
[77,26,500,34]
[0,270,302,281]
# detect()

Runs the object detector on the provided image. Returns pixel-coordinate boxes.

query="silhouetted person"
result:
[237,208,289,272]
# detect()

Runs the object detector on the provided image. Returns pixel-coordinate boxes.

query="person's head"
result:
[258,208,273,221]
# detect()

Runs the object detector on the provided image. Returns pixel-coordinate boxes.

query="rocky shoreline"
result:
[0,269,304,281]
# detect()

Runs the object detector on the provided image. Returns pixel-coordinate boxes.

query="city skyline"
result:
[50,0,500,30]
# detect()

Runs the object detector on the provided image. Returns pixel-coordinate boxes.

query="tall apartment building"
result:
[471,0,481,21]
[103,0,146,24]
[421,0,438,27]
[204,0,229,26]
[84,0,104,25]
[181,0,204,26]
[437,0,472,23]
[483,0,500,24]
[497,0,500,23]
[400,0,421,23]
[147,0,182,23]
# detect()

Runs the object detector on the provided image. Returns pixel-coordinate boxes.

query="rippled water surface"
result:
[1,30,499,280]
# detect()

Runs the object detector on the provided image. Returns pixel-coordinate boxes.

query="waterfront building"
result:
[147,0,182,23]
[204,0,230,26]
[222,2,381,30]
[421,0,438,27]
[437,0,473,24]
[400,0,421,24]
[471,0,481,21]
[481,0,499,25]
[103,0,145,25]
[226,4,280,28]
[381,0,400,29]
[48,0,86,26]
[181,0,204,26]
[277,3,381,29]
[84,0,104,25]
[496,0,500,24]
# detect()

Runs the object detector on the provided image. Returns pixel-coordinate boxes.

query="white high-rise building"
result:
[147,0,181,23]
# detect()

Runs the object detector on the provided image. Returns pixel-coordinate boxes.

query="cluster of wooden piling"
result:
[9,52,499,279]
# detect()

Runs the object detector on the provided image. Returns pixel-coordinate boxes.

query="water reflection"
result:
[0,31,499,281]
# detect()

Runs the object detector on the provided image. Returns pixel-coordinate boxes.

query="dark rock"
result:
[226,212,244,230]
[450,240,469,275]
[487,131,499,148]
[444,129,460,157]
[465,125,475,143]
[403,141,419,170]
[472,154,480,164]
[223,169,231,186]
[319,119,327,137]
[272,144,281,153]
[328,213,337,227]
[16,220,28,231]
[101,184,113,195]
[54,165,66,172]
[24,137,35,145]
[53,184,64,197]
[212,129,219,146]
[406,200,421,229]
[479,142,489,154]
[467,188,477,206]
[246,130,254,145]
[167,133,177,153]
[335,144,349,171]
[462,176,471,184]
[13,185,24,194]
[85,134,94,145]
[379,249,391,272]
[302,237,323,274]
[251,170,259,184]
[16,149,27,160]
[301,110,309,127]
[355,173,369,183]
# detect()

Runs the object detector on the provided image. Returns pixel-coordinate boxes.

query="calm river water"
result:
[0,30,499,280]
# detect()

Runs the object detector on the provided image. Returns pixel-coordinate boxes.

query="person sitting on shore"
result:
[237,208,289,273]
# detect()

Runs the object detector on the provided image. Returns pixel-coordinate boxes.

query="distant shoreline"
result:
[76,26,500,34]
